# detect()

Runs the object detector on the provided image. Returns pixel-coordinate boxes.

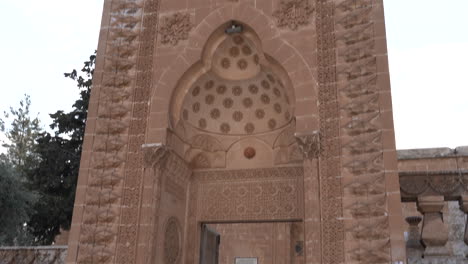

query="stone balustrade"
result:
[398,147,468,262]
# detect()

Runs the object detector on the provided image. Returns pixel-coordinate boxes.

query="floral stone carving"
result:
[142,143,170,169]
[295,131,320,159]
[273,0,314,31]
[159,12,193,46]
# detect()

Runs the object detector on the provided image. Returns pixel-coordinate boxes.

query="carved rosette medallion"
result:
[273,0,314,31]
[159,13,193,46]
[295,131,320,159]
[164,217,181,264]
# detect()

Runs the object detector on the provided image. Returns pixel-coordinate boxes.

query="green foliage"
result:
[0,95,41,246]
[1,94,41,179]
[26,53,95,245]
[0,151,36,246]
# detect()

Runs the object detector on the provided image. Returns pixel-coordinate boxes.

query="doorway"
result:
[199,222,304,264]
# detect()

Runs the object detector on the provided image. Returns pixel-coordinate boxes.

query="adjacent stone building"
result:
[399,147,468,264]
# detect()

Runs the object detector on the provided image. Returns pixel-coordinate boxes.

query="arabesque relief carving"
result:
[335,0,391,262]
[116,0,160,262]
[159,12,193,46]
[77,1,143,263]
[316,0,344,262]
[273,0,314,31]
[195,167,304,221]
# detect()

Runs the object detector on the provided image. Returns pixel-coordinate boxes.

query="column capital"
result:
[294,131,320,159]
[142,143,170,169]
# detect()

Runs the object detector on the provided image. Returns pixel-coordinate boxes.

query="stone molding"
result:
[398,146,468,160]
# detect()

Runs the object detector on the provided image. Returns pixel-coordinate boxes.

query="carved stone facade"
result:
[67,1,406,263]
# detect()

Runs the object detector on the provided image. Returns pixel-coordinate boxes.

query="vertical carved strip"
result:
[335,0,391,263]
[316,1,345,263]
[295,132,321,264]
[115,0,160,263]
[77,1,142,263]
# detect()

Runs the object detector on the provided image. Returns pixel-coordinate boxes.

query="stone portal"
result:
[67,1,406,264]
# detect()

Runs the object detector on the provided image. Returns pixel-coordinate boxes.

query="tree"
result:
[0,155,36,246]
[1,95,41,180]
[0,95,40,246]
[26,53,95,244]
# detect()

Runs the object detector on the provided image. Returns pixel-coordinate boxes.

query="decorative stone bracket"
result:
[142,143,170,169]
[417,196,449,256]
[294,131,320,159]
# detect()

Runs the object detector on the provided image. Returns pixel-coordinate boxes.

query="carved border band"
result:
[316,1,345,263]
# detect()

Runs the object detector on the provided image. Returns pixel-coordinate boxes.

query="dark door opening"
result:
[200,224,221,264]
[199,222,304,264]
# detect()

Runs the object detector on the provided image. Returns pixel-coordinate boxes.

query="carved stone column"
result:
[295,131,321,264]
[142,143,170,263]
[458,195,468,246]
[417,196,449,256]
[405,216,423,249]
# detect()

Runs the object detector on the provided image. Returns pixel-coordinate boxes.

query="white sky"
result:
[0,0,467,151]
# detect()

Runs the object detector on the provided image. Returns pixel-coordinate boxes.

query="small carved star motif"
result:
[159,12,193,46]
[273,0,314,31]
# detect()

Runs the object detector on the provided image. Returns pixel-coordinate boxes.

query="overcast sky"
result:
[0,0,467,151]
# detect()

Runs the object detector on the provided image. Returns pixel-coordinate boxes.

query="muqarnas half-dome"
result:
[179,33,294,136]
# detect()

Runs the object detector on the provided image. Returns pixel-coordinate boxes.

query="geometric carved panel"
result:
[195,167,303,221]
[164,217,182,264]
